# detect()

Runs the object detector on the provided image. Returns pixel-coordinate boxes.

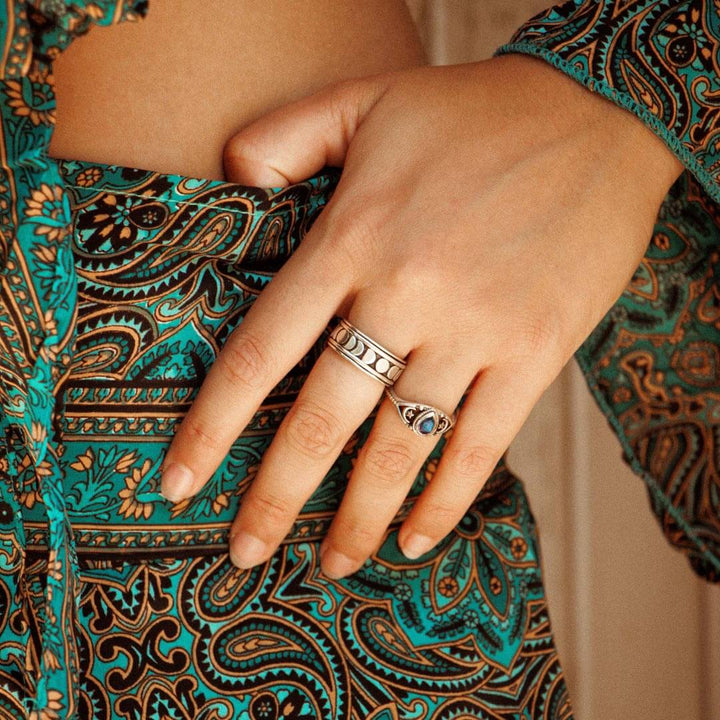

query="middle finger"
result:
[228,317,412,569]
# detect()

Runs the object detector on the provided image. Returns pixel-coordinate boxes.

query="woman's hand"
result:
[159,53,684,578]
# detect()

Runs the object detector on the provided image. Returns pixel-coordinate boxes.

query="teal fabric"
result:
[0,1,717,717]
[19,155,568,719]
[0,2,148,715]
[496,0,720,583]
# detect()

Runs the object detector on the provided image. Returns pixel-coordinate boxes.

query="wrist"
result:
[492,53,685,203]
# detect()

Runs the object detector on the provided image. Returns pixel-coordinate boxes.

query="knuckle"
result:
[419,499,463,529]
[331,519,379,559]
[362,438,416,482]
[444,442,499,481]
[181,415,225,452]
[324,76,384,144]
[217,333,270,391]
[282,401,344,459]
[246,490,295,526]
[321,204,382,270]
[223,131,266,170]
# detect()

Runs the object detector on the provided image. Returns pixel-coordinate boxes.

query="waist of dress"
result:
[19,156,516,556]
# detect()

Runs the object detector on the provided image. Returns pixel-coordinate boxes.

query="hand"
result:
[159,53,684,579]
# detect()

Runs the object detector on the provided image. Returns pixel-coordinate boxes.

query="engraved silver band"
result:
[385,385,457,437]
[326,318,407,386]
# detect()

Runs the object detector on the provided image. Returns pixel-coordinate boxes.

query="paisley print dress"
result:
[0,1,717,718]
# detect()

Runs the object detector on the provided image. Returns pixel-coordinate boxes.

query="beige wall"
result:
[405,2,720,719]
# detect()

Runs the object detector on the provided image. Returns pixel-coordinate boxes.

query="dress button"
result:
[0,502,13,525]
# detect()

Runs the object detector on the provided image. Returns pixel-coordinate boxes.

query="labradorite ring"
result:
[384,386,458,437]
[326,318,407,386]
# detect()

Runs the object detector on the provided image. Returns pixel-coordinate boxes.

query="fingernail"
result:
[160,462,195,502]
[401,532,434,559]
[321,549,356,579]
[229,531,268,569]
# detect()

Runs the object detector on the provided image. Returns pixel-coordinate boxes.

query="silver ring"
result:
[385,385,457,437]
[326,318,407,386]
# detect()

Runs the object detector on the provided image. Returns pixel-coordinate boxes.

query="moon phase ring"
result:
[326,318,407,386]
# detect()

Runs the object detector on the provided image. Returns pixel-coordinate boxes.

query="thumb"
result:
[222,76,387,187]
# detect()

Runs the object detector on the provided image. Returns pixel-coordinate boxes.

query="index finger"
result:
[159,225,352,502]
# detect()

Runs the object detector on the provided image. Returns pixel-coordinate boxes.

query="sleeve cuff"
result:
[495,41,720,204]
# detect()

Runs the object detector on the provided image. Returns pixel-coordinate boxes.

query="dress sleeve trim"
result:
[494,41,720,206]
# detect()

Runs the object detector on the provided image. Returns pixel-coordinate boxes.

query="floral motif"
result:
[75,193,170,252]
[510,536,528,560]
[437,576,459,597]
[24,183,70,242]
[74,166,103,187]
[118,458,156,520]
[29,689,64,720]
[3,65,55,125]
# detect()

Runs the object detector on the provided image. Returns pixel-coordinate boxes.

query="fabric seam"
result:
[61,182,329,217]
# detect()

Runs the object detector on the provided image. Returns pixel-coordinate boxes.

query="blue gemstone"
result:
[419,416,436,434]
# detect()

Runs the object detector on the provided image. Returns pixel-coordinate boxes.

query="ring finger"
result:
[319,344,478,579]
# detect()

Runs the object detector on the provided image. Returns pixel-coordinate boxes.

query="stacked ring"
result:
[326,318,407,386]
[325,318,458,438]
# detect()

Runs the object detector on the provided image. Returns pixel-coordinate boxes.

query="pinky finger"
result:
[397,362,550,559]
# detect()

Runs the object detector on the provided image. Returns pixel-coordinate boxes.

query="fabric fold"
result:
[496,0,720,581]
[0,2,147,717]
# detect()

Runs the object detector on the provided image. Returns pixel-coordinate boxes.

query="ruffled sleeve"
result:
[0,2,147,718]
[496,0,720,582]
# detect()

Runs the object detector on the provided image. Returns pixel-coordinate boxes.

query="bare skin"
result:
[162,55,684,579]
[48,4,685,581]
[48,0,426,180]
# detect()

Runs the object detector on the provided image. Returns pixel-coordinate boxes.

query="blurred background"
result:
[404,2,720,719]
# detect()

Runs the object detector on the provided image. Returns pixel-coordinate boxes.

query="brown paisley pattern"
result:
[497,0,720,582]
[0,0,719,717]
[18,155,568,718]
[14,472,572,720]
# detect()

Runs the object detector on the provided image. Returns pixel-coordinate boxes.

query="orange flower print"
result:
[75,166,102,187]
[115,450,138,474]
[169,495,192,518]
[510,537,528,560]
[212,491,230,514]
[437,576,459,598]
[119,458,155,520]
[41,309,58,337]
[46,550,63,583]
[42,646,61,674]
[34,244,57,264]
[30,420,47,446]
[24,183,68,242]
[29,688,63,720]
[19,487,40,510]
[70,448,94,472]
[4,65,56,126]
